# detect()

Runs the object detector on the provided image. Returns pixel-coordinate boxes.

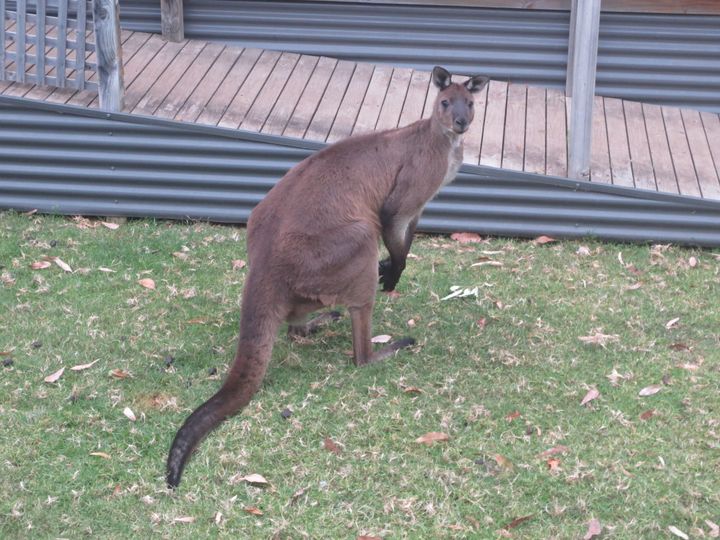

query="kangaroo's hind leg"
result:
[286,301,342,339]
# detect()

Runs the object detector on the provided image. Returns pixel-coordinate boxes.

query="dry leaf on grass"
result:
[534,235,556,245]
[502,514,534,530]
[243,507,263,516]
[100,221,120,230]
[538,445,570,458]
[576,246,591,256]
[415,432,450,445]
[44,367,65,383]
[173,516,195,524]
[639,385,662,397]
[323,437,341,455]
[639,409,656,421]
[579,331,619,348]
[505,410,521,422]
[89,451,111,459]
[451,232,483,243]
[70,359,99,371]
[138,278,156,290]
[546,458,561,472]
[110,368,130,379]
[357,536,382,540]
[231,259,246,270]
[583,518,603,539]
[581,388,600,406]
[123,407,137,421]
[668,525,689,539]
[665,317,680,329]
[493,454,514,471]
[371,334,392,344]
[688,256,698,268]
[241,473,269,486]
[706,520,719,538]
[30,261,52,270]
[52,257,73,272]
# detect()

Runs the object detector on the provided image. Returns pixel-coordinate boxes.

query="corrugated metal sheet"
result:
[116,0,720,112]
[1,95,720,246]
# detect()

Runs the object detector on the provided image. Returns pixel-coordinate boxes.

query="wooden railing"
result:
[0,0,123,111]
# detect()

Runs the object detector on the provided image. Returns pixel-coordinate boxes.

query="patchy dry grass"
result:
[0,211,718,539]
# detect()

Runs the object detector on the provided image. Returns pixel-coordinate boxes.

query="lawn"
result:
[0,211,718,539]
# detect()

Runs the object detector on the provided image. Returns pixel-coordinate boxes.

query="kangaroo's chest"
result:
[442,137,463,187]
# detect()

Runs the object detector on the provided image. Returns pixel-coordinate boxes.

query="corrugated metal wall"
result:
[2,95,720,246]
[116,0,720,112]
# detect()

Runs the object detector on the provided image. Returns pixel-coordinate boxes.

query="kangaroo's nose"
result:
[454,118,468,132]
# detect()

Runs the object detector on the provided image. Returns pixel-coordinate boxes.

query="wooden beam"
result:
[92,0,124,111]
[307,0,720,15]
[567,0,600,180]
[160,0,184,42]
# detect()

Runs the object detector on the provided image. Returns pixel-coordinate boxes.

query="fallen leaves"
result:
[665,317,681,330]
[493,454,514,472]
[579,330,619,348]
[43,366,65,383]
[371,334,392,344]
[231,259,246,271]
[110,368,130,379]
[505,410,521,422]
[89,451,111,459]
[172,516,195,524]
[52,257,73,272]
[638,385,662,397]
[138,278,156,290]
[534,235,556,245]
[546,458,561,473]
[502,514,533,530]
[240,473,269,486]
[30,261,52,270]
[451,232,483,244]
[243,506,263,516]
[415,432,450,445]
[639,409,656,421]
[583,518,603,539]
[668,525,689,539]
[323,437,341,455]
[706,520,720,538]
[70,359,99,371]
[580,387,600,406]
[538,445,570,459]
[123,407,137,422]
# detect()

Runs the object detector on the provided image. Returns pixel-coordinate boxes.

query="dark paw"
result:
[391,337,416,351]
[378,258,392,281]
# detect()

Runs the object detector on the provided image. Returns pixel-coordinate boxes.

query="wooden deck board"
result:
[133,40,208,116]
[262,54,319,135]
[173,46,241,123]
[480,80,507,168]
[701,112,720,197]
[4,28,719,205]
[643,104,679,195]
[375,67,413,131]
[663,106,702,197]
[352,65,394,135]
[155,41,225,120]
[240,51,301,132]
[624,100,656,191]
[463,82,488,166]
[604,97,634,187]
[283,55,337,139]
[589,96,612,184]
[196,47,262,127]
[304,60,355,142]
[217,49,281,129]
[327,62,374,143]
[523,86,546,175]
[398,70,430,129]
[545,88,567,177]
[683,109,720,199]
[502,83,527,172]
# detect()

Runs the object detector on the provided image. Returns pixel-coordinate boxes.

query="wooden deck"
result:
[3,29,720,202]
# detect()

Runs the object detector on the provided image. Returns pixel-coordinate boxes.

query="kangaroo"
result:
[166,66,489,488]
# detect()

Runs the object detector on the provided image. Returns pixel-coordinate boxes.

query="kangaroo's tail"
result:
[166,293,281,488]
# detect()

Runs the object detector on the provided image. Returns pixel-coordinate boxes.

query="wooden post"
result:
[92,0,124,112]
[567,0,601,180]
[161,0,184,42]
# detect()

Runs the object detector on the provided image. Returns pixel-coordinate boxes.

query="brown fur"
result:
[166,67,489,488]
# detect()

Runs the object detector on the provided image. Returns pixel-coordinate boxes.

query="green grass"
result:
[0,211,718,539]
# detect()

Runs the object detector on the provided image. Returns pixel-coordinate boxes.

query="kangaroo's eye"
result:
[441,100,449,108]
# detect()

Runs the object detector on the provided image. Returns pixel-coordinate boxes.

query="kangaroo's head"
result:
[431,66,489,135]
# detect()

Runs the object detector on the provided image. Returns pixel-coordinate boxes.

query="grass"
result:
[0,210,718,539]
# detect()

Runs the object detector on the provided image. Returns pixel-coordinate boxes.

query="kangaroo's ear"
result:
[432,66,452,90]
[465,75,490,94]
